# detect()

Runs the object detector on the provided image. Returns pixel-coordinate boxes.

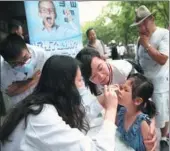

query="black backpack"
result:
[127,38,144,75]
[126,59,144,75]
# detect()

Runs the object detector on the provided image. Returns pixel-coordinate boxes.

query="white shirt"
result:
[0,44,51,107]
[96,60,133,95]
[1,104,116,151]
[118,46,126,56]
[136,27,169,93]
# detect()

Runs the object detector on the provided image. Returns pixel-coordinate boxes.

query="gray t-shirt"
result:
[87,39,106,56]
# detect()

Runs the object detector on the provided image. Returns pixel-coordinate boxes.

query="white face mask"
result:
[78,86,85,93]
[78,86,90,98]
[14,58,36,77]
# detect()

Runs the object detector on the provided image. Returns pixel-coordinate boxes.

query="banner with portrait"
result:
[24,1,82,57]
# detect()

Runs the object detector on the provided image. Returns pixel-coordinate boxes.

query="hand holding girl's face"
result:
[103,85,118,110]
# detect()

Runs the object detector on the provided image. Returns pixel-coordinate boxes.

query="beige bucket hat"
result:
[130,5,155,27]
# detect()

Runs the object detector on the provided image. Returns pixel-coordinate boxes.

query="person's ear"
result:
[134,97,143,106]
[152,16,155,22]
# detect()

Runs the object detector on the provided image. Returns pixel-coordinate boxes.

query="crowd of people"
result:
[0,5,169,151]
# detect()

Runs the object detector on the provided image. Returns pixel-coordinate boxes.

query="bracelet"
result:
[146,43,151,51]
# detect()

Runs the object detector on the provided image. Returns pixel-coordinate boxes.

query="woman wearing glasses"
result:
[76,47,157,151]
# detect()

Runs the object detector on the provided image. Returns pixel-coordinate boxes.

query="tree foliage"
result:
[81,1,169,46]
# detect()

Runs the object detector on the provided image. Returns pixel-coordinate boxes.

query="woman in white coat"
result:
[76,47,157,150]
[0,55,118,151]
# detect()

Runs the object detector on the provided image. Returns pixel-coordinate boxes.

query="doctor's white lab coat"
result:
[1,104,116,151]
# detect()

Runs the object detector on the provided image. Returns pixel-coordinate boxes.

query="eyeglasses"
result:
[89,74,97,82]
[40,7,55,14]
[8,53,31,67]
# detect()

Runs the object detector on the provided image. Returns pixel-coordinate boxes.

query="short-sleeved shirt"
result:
[87,39,107,56]
[118,46,126,55]
[136,27,169,93]
[0,44,51,106]
[96,60,133,95]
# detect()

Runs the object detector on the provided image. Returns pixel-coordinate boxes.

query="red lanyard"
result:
[107,63,113,85]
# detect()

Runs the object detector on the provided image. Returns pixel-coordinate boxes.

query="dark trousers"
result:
[120,55,124,59]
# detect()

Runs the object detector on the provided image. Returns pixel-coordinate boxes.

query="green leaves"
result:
[81,1,169,46]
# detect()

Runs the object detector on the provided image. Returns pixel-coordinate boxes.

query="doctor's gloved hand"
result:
[103,85,118,123]
[103,85,118,110]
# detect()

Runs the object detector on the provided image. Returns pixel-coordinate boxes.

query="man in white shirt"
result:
[118,43,126,59]
[0,34,51,110]
[130,5,169,150]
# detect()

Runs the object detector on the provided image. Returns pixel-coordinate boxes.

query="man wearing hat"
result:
[131,5,169,150]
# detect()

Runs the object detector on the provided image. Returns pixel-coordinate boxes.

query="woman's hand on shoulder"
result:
[142,119,157,151]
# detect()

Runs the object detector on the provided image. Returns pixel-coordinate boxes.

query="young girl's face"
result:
[118,79,134,107]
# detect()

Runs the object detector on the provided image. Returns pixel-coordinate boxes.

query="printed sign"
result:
[24,1,82,57]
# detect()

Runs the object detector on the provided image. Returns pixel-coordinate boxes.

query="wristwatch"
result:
[146,43,151,51]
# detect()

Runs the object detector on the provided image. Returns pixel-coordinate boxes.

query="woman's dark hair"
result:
[76,47,101,95]
[128,73,156,118]
[0,55,89,143]
[86,27,94,37]
[0,34,27,61]
[88,81,98,96]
